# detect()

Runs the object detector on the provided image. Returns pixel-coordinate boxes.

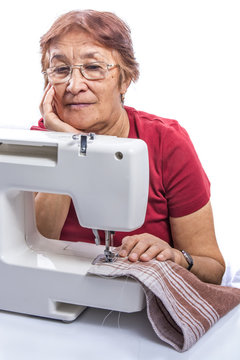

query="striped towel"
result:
[88,258,240,352]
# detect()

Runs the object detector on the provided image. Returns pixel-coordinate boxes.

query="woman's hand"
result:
[39,84,80,133]
[118,233,182,263]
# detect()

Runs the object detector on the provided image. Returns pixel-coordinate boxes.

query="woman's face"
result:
[47,28,129,134]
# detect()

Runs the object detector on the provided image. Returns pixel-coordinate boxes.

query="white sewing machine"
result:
[0,129,149,322]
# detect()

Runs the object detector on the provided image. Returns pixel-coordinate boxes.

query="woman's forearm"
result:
[192,256,225,285]
[35,193,71,239]
[178,250,225,284]
[170,202,225,285]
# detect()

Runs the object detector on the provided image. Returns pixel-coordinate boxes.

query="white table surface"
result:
[1,304,240,360]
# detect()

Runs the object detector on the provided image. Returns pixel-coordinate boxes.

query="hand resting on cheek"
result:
[39,84,83,133]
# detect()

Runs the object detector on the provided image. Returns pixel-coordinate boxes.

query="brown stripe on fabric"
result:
[169,262,240,318]
[164,262,219,323]
[88,257,240,352]
[144,287,184,349]
[161,262,219,329]
[142,263,205,341]
[119,260,207,337]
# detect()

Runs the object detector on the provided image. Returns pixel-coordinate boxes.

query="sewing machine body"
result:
[0,129,149,321]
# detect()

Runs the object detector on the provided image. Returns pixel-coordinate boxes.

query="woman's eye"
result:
[85,64,102,71]
[54,66,70,74]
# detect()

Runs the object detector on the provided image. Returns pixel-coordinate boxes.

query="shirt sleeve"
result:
[162,122,210,217]
[30,118,47,131]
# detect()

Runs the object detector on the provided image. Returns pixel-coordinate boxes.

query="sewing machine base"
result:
[0,235,146,322]
[0,259,146,321]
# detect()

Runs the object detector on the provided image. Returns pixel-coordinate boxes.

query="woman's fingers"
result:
[156,247,175,261]
[118,233,173,262]
[42,86,56,119]
[39,83,52,116]
[118,235,139,257]
[139,244,165,261]
[39,85,81,133]
[128,240,151,262]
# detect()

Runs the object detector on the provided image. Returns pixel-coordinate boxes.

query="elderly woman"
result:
[33,10,225,284]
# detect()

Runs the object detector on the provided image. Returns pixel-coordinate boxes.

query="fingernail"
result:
[129,253,138,261]
[119,250,126,257]
[140,254,149,261]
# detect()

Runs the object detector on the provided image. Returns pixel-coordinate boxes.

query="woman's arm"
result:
[35,193,71,239]
[119,201,225,284]
[169,201,225,284]
[35,85,81,239]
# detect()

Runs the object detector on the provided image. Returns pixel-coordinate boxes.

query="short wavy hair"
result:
[40,10,139,88]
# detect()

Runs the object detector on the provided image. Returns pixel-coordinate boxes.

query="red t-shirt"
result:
[31,106,210,246]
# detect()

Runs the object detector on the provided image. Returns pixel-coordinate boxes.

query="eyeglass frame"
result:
[42,62,120,84]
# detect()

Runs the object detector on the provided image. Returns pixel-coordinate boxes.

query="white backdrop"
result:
[0,0,239,281]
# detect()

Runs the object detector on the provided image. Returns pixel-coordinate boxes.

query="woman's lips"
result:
[67,103,93,110]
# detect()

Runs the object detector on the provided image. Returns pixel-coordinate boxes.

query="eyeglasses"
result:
[42,62,119,84]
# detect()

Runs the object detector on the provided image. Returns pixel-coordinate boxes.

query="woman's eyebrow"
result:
[50,52,106,64]
[81,51,101,60]
[50,54,68,63]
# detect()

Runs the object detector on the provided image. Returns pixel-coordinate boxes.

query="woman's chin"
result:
[62,119,91,133]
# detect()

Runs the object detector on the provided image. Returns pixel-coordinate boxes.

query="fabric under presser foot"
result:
[92,251,118,265]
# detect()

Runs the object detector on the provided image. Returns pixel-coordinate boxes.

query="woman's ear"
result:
[118,64,131,92]
[119,77,131,104]
[120,75,131,94]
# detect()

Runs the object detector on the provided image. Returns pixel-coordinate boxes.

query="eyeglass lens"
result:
[48,63,109,83]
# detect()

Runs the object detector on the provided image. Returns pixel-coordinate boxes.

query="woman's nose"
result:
[66,69,88,94]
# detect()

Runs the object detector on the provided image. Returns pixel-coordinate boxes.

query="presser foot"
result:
[104,249,118,263]
[92,251,118,265]
[91,230,118,264]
